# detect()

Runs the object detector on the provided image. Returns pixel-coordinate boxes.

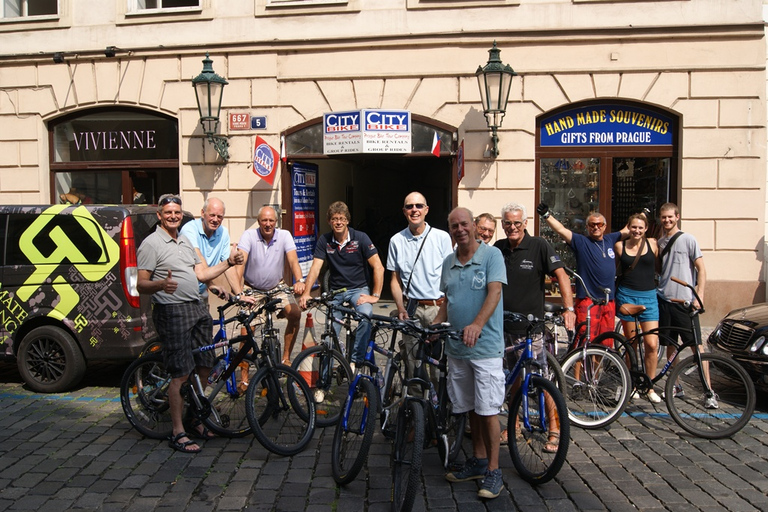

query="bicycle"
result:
[502,312,570,485]
[121,288,317,456]
[591,277,756,439]
[291,288,356,427]
[558,268,633,429]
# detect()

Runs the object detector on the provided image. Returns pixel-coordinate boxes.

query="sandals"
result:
[499,429,508,445]
[168,432,201,454]
[543,431,560,454]
[186,416,215,440]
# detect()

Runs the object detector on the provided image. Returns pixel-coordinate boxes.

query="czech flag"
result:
[431,131,441,157]
[253,136,279,185]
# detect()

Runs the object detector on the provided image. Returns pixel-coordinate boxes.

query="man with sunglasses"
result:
[387,191,453,393]
[537,202,629,343]
[137,194,244,454]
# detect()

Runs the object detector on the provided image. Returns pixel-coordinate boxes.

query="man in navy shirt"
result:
[537,203,628,344]
[299,201,384,367]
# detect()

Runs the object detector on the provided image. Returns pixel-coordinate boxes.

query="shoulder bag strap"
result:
[404,226,431,297]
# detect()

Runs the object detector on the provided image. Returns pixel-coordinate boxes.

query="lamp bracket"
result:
[208,134,230,162]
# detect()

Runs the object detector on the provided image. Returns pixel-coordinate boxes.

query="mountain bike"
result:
[592,277,756,439]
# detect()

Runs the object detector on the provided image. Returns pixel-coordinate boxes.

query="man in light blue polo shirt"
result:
[387,191,453,391]
[434,207,506,500]
[179,197,239,299]
[232,206,306,365]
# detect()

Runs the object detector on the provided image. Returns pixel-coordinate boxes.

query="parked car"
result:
[708,302,768,387]
[0,204,191,392]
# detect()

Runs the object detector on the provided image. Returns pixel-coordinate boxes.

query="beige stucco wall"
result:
[0,0,765,321]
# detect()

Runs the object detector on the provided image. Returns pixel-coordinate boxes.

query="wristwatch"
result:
[372,293,380,298]
[566,306,575,312]
[298,278,306,283]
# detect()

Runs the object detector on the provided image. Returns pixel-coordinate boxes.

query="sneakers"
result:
[314,389,325,403]
[445,456,488,483]
[629,390,639,401]
[477,468,504,499]
[645,390,662,404]
[704,394,719,409]
[571,382,586,400]
[349,362,356,374]
[662,383,685,399]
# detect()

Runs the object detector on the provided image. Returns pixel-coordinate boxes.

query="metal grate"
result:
[714,322,755,352]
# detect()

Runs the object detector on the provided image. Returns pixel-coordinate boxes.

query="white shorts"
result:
[446,356,505,417]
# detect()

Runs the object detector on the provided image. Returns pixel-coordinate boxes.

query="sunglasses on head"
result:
[159,195,182,207]
[404,203,426,210]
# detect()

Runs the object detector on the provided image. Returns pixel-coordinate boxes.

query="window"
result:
[2,0,57,17]
[128,0,199,12]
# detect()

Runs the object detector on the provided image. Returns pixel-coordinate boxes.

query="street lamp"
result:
[475,42,517,158]
[192,52,229,161]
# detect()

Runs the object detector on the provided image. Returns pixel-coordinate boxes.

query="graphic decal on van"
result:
[0,205,122,353]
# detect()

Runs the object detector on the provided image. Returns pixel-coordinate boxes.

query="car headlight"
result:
[749,336,765,353]
[762,343,768,356]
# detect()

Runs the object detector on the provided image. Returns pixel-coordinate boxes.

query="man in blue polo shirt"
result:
[179,197,239,300]
[299,201,384,368]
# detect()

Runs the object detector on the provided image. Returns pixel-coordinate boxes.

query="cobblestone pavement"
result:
[0,357,767,512]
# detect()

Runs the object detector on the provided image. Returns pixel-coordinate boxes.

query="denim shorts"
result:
[615,286,659,323]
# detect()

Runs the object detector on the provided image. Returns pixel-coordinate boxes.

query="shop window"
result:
[50,108,179,205]
[2,0,57,17]
[611,157,669,238]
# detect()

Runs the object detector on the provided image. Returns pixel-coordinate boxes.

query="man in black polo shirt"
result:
[299,201,384,369]
[492,201,575,449]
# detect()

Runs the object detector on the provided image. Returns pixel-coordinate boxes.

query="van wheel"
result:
[17,326,86,393]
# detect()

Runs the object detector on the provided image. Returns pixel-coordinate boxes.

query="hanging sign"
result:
[323,109,411,154]
[291,162,319,279]
[540,104,674,147]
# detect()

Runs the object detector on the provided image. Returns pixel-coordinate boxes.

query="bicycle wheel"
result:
[436,404,466,469]
[291,345,353,428]
[245,364,316,456]
[381,353,405,439]
[508,375,570,485]
[665,353,756,439]
[560,346,631,429]
[120,354,173,440]
[202,355,259,438]
[332,377,379,485]
[391,400,424,512]
[544,351,567,393]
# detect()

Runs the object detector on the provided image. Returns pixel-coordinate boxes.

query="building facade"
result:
[0,0,765,322]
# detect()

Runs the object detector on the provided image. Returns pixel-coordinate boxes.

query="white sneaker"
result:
[349,362,356,374]
[645,390,662,404]
[704,394,719,409]
[630,390,639,401]
[314,389,325,403]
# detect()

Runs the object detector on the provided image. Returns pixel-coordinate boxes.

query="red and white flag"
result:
[253,136,279,186]
[280,135,287,163]
[431,131,441,157]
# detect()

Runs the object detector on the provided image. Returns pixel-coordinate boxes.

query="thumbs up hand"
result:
[163,269,178,294]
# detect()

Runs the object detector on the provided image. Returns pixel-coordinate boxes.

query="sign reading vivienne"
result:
[323,109,411,154]
[540,104,674,147]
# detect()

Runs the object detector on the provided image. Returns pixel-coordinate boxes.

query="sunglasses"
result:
[159,195,182,207]
[588,222,605,228]
[404,203,426,210]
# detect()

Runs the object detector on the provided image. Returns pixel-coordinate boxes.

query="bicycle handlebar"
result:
[669,276,705,314]
[563,266,611,305]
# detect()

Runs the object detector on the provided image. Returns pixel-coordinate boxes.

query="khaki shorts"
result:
[446,356,505,416]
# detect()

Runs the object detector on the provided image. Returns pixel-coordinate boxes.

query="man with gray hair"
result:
[232,205,306,365]
[493,202,575,450]
[537,202,628,343]
[180,197,239,299]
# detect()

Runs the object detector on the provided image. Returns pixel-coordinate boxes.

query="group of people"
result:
[135,191,705,502]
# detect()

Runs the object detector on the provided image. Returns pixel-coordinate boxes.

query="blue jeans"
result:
[331,287,372,364]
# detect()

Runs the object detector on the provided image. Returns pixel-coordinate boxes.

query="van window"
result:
[6,214,107,266]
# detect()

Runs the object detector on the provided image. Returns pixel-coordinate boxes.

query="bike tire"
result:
[245,364,316,456]
[560,345,631,429]
[436,406,466,469]
[291,345,353,428]
[390,400,424,512]
[508,375,570,485]
[665,353,756,439]
[202,355,259,438]
[381,353,405,439]
[120,353,174,440]
[331,377,379,485]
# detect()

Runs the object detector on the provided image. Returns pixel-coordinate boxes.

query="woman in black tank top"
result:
[614,213,661,402]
